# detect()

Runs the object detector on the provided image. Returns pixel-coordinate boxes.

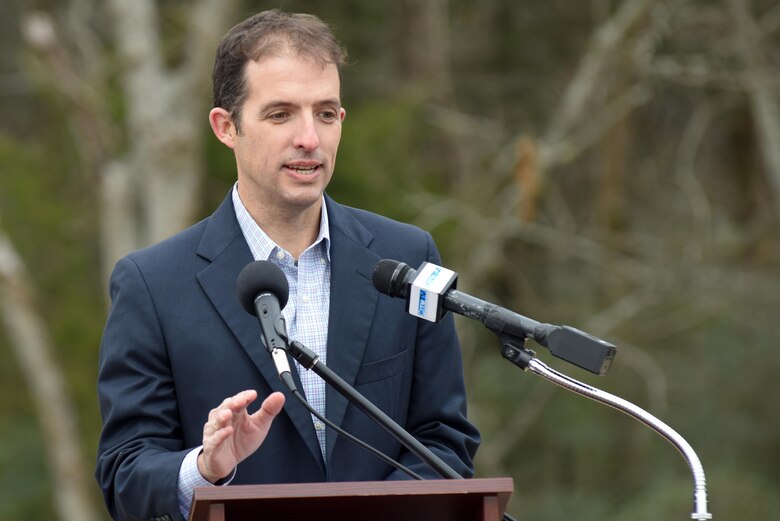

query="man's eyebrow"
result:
[259,101,295,113]
[259,98,342,113]
[316,98,342,108]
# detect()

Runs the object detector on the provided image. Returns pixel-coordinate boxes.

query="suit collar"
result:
[195,192,245,262]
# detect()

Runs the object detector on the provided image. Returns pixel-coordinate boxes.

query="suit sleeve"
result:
[95,257,188,521]
[387,233,481,479]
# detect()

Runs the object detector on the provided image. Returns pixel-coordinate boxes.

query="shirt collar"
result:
[231,183,331,262]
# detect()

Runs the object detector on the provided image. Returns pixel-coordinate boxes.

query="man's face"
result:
[223,52,345,218]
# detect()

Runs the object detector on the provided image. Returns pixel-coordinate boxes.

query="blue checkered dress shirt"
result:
[177,185,331,518]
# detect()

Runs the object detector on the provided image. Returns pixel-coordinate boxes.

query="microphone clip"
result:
[499,334,536,370]
[288,340,319,370]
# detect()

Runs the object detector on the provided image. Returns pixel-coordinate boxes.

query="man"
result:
[96,9,479,521]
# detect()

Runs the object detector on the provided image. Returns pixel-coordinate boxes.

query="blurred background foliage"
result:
[1,0,779,520]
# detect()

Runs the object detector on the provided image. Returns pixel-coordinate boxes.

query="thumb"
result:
[252,391,285,425]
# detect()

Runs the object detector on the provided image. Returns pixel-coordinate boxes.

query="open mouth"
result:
[286,165,319,175]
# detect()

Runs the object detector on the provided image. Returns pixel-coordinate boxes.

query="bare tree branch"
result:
[644,56,752,90]
[759,1,780,34]
[541,85,653,171]
[410,193,657,283]
[674,101,717,261]
[21,10,115,174]
[727,0,780,220]
[543,0,656,151]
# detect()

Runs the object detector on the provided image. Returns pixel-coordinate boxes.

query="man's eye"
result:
[320,111,337,120]
[269,112,289,120]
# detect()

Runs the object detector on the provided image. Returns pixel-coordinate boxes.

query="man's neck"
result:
[249,201,322,260]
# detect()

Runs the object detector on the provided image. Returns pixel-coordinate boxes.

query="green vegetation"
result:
[1,1,778,519]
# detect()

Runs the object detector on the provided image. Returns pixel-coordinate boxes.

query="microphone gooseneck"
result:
[373,259,710,520]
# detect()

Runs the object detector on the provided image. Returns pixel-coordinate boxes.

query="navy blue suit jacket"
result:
[95,193,480,521]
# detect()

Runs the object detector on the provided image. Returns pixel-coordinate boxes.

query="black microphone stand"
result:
[499,334,712,520]
[286,340,519,521]
[287,340,461,480]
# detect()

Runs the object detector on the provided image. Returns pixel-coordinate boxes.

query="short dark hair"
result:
[212,9,348,133]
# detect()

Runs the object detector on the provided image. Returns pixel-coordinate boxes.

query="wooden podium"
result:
[189,478,513,521]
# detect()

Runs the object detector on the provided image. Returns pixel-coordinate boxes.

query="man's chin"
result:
[282,191,326,211]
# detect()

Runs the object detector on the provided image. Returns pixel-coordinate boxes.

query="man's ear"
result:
[209,107,237,149]
[340,107,346,122]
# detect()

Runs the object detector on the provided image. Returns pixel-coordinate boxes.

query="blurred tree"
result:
[22,0,238,283]
[392,0,780,518]
[727,0,780,221]
[0,228,98,521]
[395,0,452,103]
[3,1,238,519]
[1,1,779,520]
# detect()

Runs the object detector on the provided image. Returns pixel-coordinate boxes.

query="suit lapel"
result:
[195,193,325,469]
[323,197,381,463]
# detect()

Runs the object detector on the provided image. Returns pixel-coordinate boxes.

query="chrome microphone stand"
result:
[500,337,712,520]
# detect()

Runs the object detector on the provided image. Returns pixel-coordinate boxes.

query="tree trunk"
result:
[0,230,99,521]
[395,0,452,102]
[103,0,238,277]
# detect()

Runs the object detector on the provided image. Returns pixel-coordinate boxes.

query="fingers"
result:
[204,389,257,430]
[221,389,257,414]
[203,391,258,447]
[200,390,284,473]
[199,390,264,483]
[202,418,232,454]
[199,413,235,483]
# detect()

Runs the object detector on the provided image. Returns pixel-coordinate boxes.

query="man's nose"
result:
[293,116,320,151]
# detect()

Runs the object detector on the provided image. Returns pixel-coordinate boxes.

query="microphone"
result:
[372,259,617,375]
[237,260,296,389]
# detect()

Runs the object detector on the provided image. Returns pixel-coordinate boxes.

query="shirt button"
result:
[275,251,285,260]
[314,421,325,431]
[302,295,310,303]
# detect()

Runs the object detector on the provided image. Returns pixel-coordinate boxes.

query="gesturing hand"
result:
[197,389,285,483]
